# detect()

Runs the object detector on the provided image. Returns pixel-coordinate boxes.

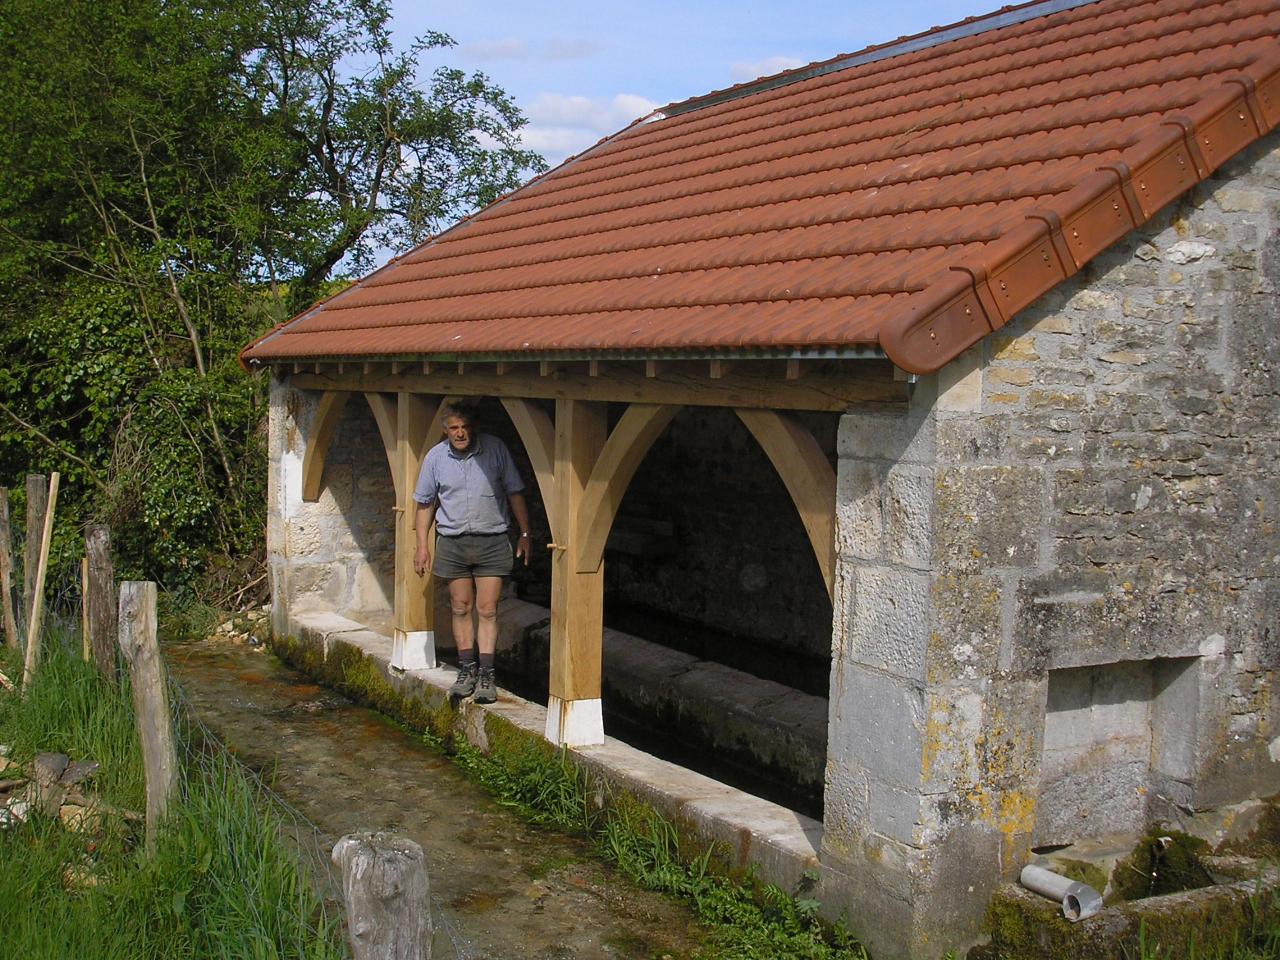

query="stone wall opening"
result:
[1036,656,1197,846]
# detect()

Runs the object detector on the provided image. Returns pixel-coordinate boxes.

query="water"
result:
[163,634,708,960]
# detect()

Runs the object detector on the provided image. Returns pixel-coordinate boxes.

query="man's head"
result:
[441,402,476,453]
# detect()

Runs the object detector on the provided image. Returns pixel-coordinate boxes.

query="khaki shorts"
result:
[433,532,513,580]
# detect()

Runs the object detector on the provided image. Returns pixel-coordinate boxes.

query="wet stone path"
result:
[163,634,709,960]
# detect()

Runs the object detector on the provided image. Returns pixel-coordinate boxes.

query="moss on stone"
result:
[1052,858,1109,897]
[1111,829,1213,902]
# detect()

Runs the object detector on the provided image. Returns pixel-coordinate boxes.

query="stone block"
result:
[867,776,922,844]
[928,575,1003,682]
[822,761,870,851]
[833,566,931,677]
[838,407,934,464]
[937,346,983,412]
[934,465,1042,572]
[311,461,353,515]
[827,662,926,790]
[834,459,884,560]
[921,685,984,792]
[886,466,933,570]
[936,415,1009,463]
[991,336,1040,361]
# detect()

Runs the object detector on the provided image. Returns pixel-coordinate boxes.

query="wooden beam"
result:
[576,404,680,574]
[291,359,904,412]
[785,358,802,380]
[495,361,515,375]
[708,359,732,379]
[391,393,439,670]
[735,409,836,600]
[644,360,659,379]
[587,360,600,377]
[500,398,561,544]
[364,393,400,500]
[547,399,606,746]
[302,391,350,502]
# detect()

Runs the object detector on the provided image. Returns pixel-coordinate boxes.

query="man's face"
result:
[444,415,473,452]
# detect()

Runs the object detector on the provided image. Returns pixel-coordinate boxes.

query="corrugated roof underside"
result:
[244,0,1280,362]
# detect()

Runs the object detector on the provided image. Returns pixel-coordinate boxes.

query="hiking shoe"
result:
[449,661,478,698]
[474,667,497,704]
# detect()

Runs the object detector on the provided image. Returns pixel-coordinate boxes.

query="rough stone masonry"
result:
[819,135,1280,957]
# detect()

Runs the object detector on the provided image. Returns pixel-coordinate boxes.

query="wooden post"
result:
[23,473,48,630]
[332,832,432,960]
[0,488,17,649]
[546,399,606,746]
[390,392,436,671]
[21,471,58,688]
[85,526,117,681]
[81,557,89,661]
[118,581,177,853]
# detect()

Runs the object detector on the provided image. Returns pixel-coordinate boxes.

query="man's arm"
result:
[414,501,437,577]
[508,492,532,566]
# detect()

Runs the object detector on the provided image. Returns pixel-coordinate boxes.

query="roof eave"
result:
[882,60,1280,375]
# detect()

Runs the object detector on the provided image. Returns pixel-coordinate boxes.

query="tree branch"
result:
[0,400,110,493]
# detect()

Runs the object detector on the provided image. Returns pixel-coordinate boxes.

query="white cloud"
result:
[521,92,660,168]
[461,37,529,59]
[729,55,806,83]
[544,37,601,60]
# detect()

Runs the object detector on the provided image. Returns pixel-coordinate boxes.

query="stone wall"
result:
[267,386,397,636]
[821,135,1280,959]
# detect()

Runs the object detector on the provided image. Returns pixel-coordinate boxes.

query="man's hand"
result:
[515,534,531,566]
[414,544,431,577]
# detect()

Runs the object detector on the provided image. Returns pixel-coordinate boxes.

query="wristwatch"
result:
[519,531,530,538]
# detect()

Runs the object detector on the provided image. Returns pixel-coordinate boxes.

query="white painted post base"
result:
[545,696,604,746]
[391,630,435,672]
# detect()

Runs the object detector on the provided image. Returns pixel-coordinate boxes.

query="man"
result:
[413,402,531,703]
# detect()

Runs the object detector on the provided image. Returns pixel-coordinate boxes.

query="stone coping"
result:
[281,607,823,895]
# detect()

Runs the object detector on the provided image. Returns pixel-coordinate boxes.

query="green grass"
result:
[0,630,345,960]
[448,726,868,960]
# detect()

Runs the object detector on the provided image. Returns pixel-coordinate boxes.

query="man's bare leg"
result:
[448,576,476,656]
[474,576,504,656]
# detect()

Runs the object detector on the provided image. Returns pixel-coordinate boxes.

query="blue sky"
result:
[393,0,991,167]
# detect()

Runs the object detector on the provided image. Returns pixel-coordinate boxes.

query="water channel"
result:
[163,632,710,960]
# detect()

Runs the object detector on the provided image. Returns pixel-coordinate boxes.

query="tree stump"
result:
[332,832,433,960]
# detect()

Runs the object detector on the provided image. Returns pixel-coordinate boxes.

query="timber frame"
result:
[285,356,907,745]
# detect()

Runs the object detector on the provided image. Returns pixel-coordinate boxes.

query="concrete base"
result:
[546,695,604,746]
[390,629,435,671]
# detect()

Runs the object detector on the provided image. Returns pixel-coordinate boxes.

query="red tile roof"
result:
[242,0,1280,374]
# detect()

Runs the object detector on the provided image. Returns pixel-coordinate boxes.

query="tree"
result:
[0,0,545,593]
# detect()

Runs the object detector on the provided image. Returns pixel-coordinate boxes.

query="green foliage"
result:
[0,0,544,597]
[0,634,344,959]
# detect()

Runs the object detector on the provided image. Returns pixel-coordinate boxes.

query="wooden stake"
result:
[333,832,433,960]
[85,525,117,681]
[118,581,176,853]
[23,474,48,630]
[81,557,89,661]
[21,471,58,688]
[0,488,17,649]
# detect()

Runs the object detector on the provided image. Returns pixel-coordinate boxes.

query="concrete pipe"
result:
[1018,863,1104,922]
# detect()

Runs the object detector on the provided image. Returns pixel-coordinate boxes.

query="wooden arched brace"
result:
[363,392,400,500]
[734,408,836,600]
[501,397,562,544]
[574,403,680,574]
[301,391,350,502]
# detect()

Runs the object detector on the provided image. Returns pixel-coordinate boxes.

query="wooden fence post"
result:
[0,488,17,649]
[332,832,432,960]
[117,581,177,853]
[85,525,117,680]
[23,474,48,630]
[21,472,59,687]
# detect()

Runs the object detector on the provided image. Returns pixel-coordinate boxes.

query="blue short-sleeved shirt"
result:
[412,433,525,536]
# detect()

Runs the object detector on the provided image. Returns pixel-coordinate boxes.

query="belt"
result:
[438,530,507,538]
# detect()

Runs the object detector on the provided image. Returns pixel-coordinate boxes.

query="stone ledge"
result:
[279,607,822,898]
